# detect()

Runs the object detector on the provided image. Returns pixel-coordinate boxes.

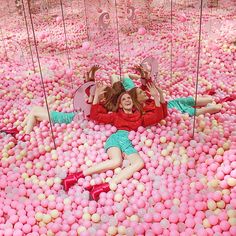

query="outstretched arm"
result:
[90,83,115,124]
[146,82,160,107]
[86,65,101,82]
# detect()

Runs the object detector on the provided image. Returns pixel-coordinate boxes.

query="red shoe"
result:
[205,88,216,95]
[84,182,104,191]
[1,127,19,136]
[18,134,30,142]
[62,171,85,191]
[89,183,110,201]
[218,94,236,103]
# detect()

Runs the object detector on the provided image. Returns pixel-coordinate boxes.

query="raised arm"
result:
[86,65,101,82]
[90,83,116,124]
[146,82,161,107]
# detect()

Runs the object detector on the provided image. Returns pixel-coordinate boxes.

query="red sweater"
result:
[141,78,168,118]
[90,103,168,131]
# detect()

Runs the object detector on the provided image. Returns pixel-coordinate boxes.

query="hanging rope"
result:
[0,26,8,59]
[59,0,71,69]
[24,0,57,149]
[83,0,90,41]
[114,0,122,80]
[21,0,36,72]
[170,0,173,81]
[193,0,204,138]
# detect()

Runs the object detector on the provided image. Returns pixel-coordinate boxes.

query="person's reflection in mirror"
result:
[1,66,126,142]
[125,64,223,117]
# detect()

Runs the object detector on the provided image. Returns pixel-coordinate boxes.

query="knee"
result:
[112,158,123,168]
[134,158,145,171]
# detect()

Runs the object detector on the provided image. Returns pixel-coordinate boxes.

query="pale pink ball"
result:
[151,223,163,234]
[82,41,90,50]
[208,215,219,226]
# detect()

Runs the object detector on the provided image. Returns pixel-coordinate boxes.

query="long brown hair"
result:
[103,81,125,112]
[128,87,144,114]
[116,91,143,113]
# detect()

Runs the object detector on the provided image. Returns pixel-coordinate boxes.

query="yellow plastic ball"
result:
[48,195,55,201]
[208,179,219,188]
[173,198,180,206]
[216,147,224,155]
[145,139,152,147]
[160,137,167,143]
[130,215,139,222]
[82,213,91,220]
[117,226,126,235]
[107,226,117,235]
[65,161,72,168]
[114,193,123,202]
[21,173,29,179]
[38,194,46,201]
[35,212,43,221]
[85,160,92,167]
[114,167,121,174]
[50,210,59,219]
[227,178,236,187]
[203,219,211,228]
[147,150,154,157]
[63,198,71,205]
[43,214,52,224]
[223,142,230,150]
[207,200,217,211]
[161,149,169,157]
[91,213,100,223]
[227,210,236,218]
[217,200,225,209]
[229,217,236,226]
[39,180,46,187]
[222,189,230,195]
[46,179,54,187]
[25,162,33,169]
[77,226,86,234]
[137,184,145,192]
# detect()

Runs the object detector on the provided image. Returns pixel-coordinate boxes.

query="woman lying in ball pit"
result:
[122,64,222,117]
[1,65,125,141]
[62,82,168,201]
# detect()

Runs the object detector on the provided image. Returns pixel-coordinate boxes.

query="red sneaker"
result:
[89,183,110,201]
[18,134,30,142]
[1,127,19,135]
[62,171,84,191]
[205,88,216,95]
[218,94,236,103]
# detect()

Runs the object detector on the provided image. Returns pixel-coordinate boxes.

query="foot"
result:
[218,94,236,103]
[62,171,85,191]
[89,183,110,201]
[205,88,216,95]
[18,134,30,142]
[110,74,121,85]
[1,127,19,135]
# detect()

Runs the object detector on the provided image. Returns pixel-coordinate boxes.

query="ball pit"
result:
[0,0,236,235]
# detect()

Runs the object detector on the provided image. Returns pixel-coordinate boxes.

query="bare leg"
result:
[110,74,121,85]
[110,153,144,185]
[195,96,213,107]
[22,106,50,134]
[196,104,222,116]
[83,147,122,176]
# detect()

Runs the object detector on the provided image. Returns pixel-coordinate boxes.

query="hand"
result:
[94,82,107,97]
[138,64,150,79]
[154,84,164,95]
[147,82,159,97]
[91,65,101,72]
